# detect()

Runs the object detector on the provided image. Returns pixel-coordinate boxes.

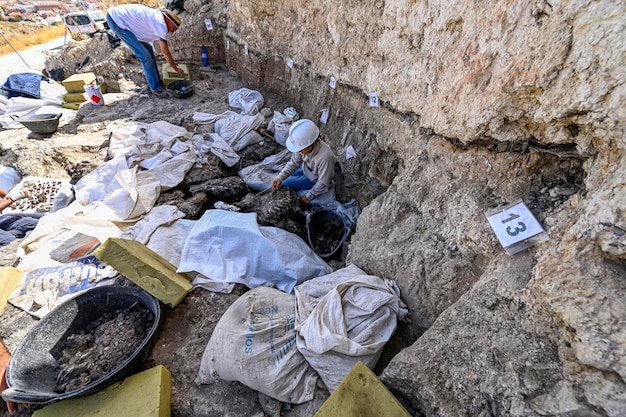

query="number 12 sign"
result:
[486,200,548,255]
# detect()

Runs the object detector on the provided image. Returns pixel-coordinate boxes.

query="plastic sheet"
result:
[178,210,332,294]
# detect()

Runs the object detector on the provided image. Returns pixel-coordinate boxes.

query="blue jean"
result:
[282,168,315,191]
[107,14,163,92]
[0,214,40,247]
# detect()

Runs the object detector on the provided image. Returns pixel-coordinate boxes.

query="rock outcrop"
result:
[8,0,621,415]
[174,0,624,415]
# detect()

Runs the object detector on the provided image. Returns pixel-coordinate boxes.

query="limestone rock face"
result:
[208,0,626,415]
[18,0,626,415]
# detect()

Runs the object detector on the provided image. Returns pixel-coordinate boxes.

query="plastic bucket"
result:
[166,79,194,99]
[1,285,161,405]
[10,113,61,134]
[84,83,104,106]
[306,210,352,259]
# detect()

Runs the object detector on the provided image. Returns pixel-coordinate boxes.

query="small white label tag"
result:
[244,45,249,55]
[329,76,336,89]
[486,200,545,249]
[287,58,294,68]
[320,109,329,124]
[369,92,379,107]
[226,39,230,50]
[205,19,213,30]
[346,145,356,160]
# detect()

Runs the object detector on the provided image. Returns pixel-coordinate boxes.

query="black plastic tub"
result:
[306,210,352,259]
[1,285,161,405]
[166,79,194,99]
[10,113,61,134]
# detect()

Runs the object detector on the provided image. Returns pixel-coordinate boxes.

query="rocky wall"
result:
[182,0,626,415]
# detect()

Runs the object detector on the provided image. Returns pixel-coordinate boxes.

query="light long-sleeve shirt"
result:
[276,140,335,201]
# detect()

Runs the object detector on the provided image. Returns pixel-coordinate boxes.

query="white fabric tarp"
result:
[267,110,294,147]
[227,88,264,115]
[191,133,240,167]
[73,121,196,221]
[192,110,265,151]
[295,264,409,391]
[196,287,318,404]
[238,148,292,191]
[8,120,202,317]
[15,200,124,270]
[107,119,192,160]
[178,210,332,294]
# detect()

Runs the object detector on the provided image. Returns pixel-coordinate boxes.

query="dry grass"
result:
[0,24,66,56]
[0,0,166,57]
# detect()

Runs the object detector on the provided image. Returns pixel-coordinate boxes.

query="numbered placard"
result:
[369,92,379,107]
[205,19,213,30]
[226,38,230,50]
[287,58,294,69]
[329,76,337,89]
[320,109,329,124]
[244,45,249,55]
[486,200,547,254]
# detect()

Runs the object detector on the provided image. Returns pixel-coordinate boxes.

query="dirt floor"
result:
[0,57,359,416]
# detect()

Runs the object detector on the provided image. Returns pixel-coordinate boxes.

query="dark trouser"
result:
[0,214,41,247]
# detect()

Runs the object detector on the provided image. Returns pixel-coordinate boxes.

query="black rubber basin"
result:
[10,113,61,134]
[166,79,194,99]
[306,210,352,259]
[2,285,161,405]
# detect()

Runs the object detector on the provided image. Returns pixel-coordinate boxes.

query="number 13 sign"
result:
[486,200,547,254]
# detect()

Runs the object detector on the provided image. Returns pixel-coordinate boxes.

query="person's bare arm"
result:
[0,199,13,214]
[158,39,185,75]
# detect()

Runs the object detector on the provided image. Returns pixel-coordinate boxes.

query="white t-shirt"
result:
[108,4,168,42]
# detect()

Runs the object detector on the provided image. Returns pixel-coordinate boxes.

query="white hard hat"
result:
[286,119,319,152]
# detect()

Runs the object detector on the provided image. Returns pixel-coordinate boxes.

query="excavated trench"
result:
[0,30,591,416]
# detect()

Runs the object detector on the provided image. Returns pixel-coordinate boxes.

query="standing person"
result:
[106,4,184,97]
[271,119,336,205]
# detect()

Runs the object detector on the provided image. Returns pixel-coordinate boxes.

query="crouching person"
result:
[271,119,336,205]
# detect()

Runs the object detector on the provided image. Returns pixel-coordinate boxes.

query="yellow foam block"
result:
[63,102,81,110]
[93,238,192,307]
[0,267,23,314]
[62,72,96,93]
[33,365,172,417]
[162,63,189,78]
[162,64,189,85]
[64,92,87,103]
[314,361,412,417]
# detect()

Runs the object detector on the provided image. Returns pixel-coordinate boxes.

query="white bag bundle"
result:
[267,111,294,147]
[227,88,264,115]
[295,264,408,392]
[238,148,292,191]
[196,287,319,404]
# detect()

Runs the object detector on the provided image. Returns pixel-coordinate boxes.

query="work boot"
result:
[152,89,169,98]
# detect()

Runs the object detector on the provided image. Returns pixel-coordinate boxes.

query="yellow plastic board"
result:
[33,365,172,417]
[63,92,86,103]
[63,102,81,110]
[314,361,412,417]
[161,64,189,85]
[0,267,23,314]
[61,72,96,93]
[93,237,192,307]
